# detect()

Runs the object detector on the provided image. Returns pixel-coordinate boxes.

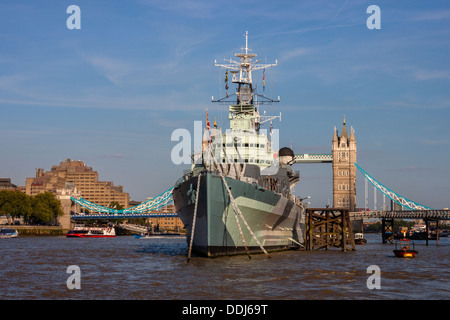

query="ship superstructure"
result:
[173,32,305,257]
[207,31,280,172]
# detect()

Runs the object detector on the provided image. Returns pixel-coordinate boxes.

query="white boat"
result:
[134,232,181,239]
[354,233,367,244]
[0,228,19,239]
[66,226,116,238]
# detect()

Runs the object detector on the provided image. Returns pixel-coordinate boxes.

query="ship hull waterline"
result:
[173,172,305,257]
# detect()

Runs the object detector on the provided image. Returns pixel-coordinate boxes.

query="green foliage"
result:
[31,192,63,224]
[0,190,63,225]
[365,221,382,233]
[109,201,124,211]
[0,190,32,219]
[365,219,418,233]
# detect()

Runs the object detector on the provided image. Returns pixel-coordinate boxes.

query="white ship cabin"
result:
[204,129,275,169]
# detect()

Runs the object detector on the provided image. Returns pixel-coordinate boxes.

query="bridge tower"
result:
[332,116,357,211]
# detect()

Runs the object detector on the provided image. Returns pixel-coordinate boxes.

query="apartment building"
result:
[25,159,129,209]
[149,204,184,232]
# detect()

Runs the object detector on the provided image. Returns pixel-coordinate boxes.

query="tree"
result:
[31,192,63,225]
[0,190,32,223]
[0,190,64,225]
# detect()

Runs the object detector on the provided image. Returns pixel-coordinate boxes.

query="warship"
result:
[172,32,306,257]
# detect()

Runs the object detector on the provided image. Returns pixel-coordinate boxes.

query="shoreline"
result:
[2,225,67,236]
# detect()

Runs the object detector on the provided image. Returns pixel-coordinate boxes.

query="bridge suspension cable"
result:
[355,163,433,211]
[71,186,174,214]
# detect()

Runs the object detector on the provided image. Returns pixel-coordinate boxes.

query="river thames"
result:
[1,234,448,301]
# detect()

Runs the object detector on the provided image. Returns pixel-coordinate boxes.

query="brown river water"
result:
[1,234,448,301]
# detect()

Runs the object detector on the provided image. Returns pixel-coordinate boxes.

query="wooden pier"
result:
[305,208,356,251]
[349,210,449,246]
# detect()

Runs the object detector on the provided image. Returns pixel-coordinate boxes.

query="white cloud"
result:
[279,47,315,62]
[413,69,450,81]
[410,10,450,21]
[420,138,450,146]
[82,54,136,86]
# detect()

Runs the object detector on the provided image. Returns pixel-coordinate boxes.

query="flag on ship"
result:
[263,68,265,92]
[206,108,211,131]
[225,69,229,97]
[206,108,211,143]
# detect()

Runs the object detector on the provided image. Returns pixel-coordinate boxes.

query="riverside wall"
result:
[6,225,66,236]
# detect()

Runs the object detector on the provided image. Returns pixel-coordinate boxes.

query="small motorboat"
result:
[0,228,19,239]
[393,239,418,258]
[354,233,367,244]
[134,234,152,239]
[134,232,181,239]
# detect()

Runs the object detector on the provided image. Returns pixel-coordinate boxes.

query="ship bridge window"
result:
[250,143,254,147]
[260,144,265,148]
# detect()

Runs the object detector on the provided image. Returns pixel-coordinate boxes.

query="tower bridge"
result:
[61,116,445,246]
[65,117,438,217]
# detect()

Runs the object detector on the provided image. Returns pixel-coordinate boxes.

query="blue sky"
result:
[1,0,449,209]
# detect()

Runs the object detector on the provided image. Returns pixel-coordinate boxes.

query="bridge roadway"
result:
[71,212,178,220]
[71,210,450,220]
[350,210,450,220]
[294,153,333,163]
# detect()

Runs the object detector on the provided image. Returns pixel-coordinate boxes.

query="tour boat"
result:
[393,239,418,258]
[66,226,116,238]
[354,233,367,244]
[0,228,19,239]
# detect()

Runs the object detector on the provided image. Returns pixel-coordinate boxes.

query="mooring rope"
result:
[187,173,201,262]
[219,174,252,259]
[221,174,270,258]
[206,144,270,258]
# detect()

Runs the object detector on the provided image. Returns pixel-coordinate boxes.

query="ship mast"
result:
[213,31,280,132]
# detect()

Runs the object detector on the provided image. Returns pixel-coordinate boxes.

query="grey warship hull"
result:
[173,172,304,257]
[173,32,306,257]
